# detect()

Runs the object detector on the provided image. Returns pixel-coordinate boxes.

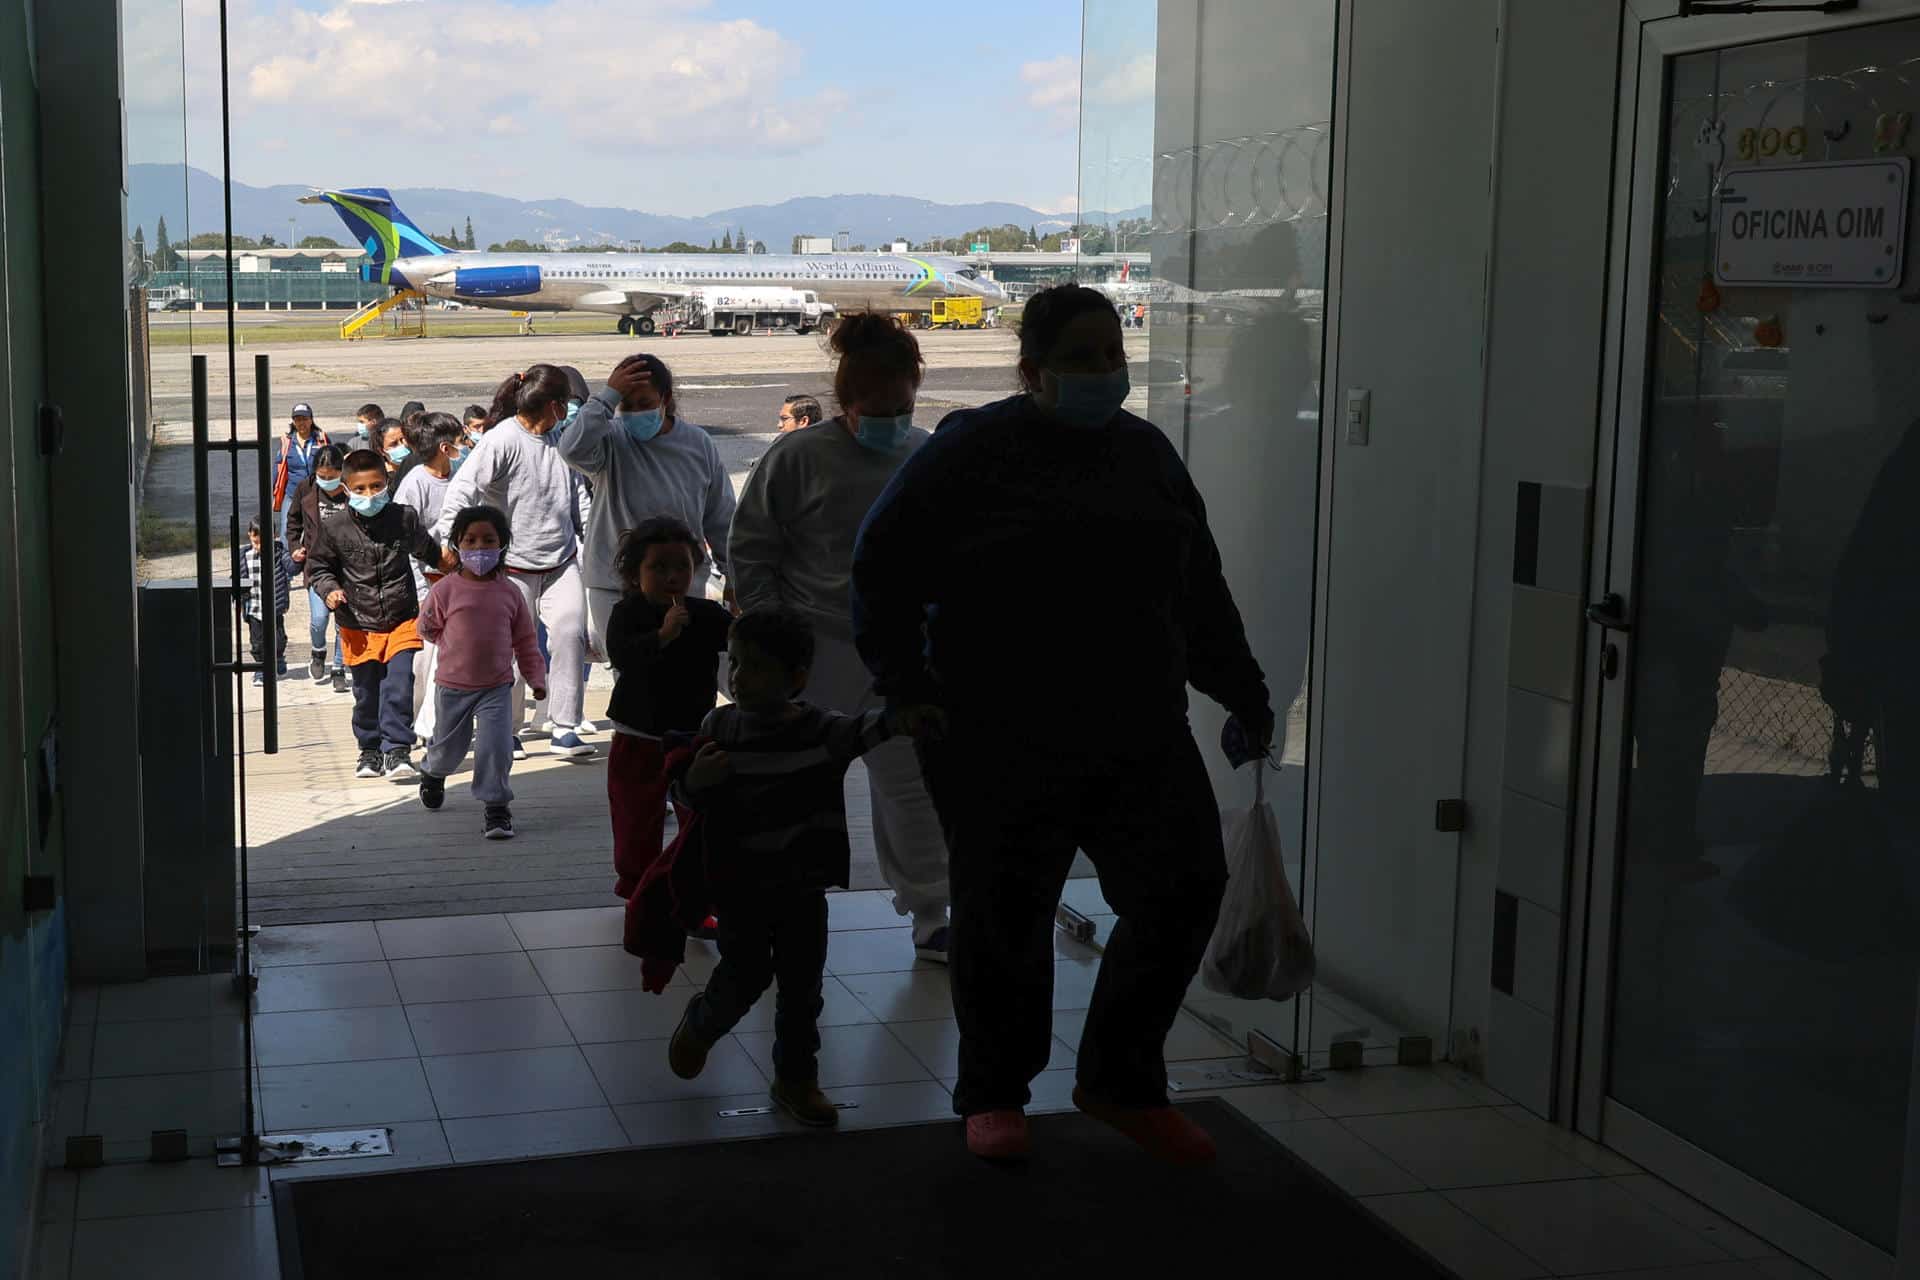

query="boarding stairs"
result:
[340,289,426,340]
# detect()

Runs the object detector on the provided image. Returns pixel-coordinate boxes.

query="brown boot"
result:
[668,998,716,1080]
[770,1078,839,1128]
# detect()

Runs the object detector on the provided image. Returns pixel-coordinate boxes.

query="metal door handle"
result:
[255,355,278,754]
[1585,593,1633,633]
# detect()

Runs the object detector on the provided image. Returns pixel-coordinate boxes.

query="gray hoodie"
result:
[555,386,736,593]
[433,416,579,570]
[728,416,928,640]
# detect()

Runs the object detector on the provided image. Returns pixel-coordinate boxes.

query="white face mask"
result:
[1043,367,1131,428]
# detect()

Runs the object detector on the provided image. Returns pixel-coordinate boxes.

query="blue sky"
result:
[125,0,1130,217]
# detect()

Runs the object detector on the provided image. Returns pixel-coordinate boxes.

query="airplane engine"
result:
[450,265,542,298]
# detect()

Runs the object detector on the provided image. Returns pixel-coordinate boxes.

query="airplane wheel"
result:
[637,316,656,336]
[616,316,633,335]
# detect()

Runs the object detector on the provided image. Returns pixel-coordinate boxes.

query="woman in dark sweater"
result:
[604,517,733,902]
[851,285,1274,1165]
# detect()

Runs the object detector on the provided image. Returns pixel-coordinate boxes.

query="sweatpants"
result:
[507,562,586,733]
[804,629,949,926]
[608,733,690,898]
[350,649,418,753]
[421,683,514,806]
[689,886,828,1084]
[247,613,288,671]
[920,729,1227,1117]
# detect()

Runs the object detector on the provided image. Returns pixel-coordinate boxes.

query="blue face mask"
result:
[448,447,468,475]
[348,490,390,517]
[1045,367,1131,428]
[386,444,411,463]
[619,408,666,443]
[562,400,582,426]
[855,412,914,452]
[316,476,344,493]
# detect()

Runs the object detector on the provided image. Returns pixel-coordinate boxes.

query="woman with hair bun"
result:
[728,311,953,964]
[434,363,596,759]
[850,284,1273,1165]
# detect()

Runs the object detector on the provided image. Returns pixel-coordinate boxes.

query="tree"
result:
[133,225,146,257]
[721,229,734,251]
[297,235,342,249]
[463,217,475,250]
[485,238,543,253]
[154,216,175,271]
[258,233,279,248]
[709,237,718,250]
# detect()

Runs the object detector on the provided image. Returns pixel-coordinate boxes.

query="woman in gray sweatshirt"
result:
[434,364,596,759]
[727,313,952,963]
[555,353,737,659]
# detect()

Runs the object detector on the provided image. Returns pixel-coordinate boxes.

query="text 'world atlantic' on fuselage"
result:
[300,187,1007,334]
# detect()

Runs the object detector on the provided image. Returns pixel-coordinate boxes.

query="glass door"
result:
[1580,7,1920,1276]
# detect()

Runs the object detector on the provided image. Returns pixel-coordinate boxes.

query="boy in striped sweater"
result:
[664,608,941,1128]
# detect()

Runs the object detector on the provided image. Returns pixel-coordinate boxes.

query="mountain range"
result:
[129,166,1147,251]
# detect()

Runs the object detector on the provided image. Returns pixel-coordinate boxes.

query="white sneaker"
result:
[575,718,599,736]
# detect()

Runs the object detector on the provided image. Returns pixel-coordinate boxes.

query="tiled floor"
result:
[32,890,1832,1280]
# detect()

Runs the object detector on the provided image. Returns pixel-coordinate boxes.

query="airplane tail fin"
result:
[298,187,450,283]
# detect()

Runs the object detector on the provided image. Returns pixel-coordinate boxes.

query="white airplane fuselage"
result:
[386,250,1006,321]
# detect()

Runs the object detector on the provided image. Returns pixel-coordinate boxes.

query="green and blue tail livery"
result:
[303,188,450,284]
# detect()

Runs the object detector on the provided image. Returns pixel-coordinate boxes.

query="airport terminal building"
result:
[7,1,1920,1276]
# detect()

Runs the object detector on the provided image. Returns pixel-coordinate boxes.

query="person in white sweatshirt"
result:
[555,352,737,661]
[433,364,595,760]
[727,312,951,963]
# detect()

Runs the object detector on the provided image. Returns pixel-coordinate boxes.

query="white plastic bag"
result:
[1201,767,1315,1000]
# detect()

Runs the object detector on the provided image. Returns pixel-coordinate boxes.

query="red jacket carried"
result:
[622,735,723,992]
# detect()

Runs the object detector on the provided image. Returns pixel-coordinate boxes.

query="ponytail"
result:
[489,363,571,427]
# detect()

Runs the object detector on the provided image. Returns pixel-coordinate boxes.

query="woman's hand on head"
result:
[607,357,653,404]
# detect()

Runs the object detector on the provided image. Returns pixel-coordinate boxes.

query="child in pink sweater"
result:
[416,505,548,839]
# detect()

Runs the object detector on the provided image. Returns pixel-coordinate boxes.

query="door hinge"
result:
[1435,799,1467,833]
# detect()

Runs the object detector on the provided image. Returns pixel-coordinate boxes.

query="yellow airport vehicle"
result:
[928,297,985,329]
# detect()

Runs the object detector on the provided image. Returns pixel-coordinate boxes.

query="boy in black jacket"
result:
[306,449,449,779]
[604,518,733,902]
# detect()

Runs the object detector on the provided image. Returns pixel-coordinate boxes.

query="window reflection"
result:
[1611,19,1920,1251]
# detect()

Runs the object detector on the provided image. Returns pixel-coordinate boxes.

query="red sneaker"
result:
[964,1109,1031,1162]
[1072,1086,1217,1165]
[693,916,719,941]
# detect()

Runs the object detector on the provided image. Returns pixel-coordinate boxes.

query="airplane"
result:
[303,187,1008,334]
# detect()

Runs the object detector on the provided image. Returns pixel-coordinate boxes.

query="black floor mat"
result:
[273,1099,1455,1279]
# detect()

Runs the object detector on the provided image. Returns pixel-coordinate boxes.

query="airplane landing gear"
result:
[637,316,656,336]
[616,316,634,335]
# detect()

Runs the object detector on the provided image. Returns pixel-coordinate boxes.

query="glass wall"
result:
[1078,0,1337,1065]
[1609,18,1920,1251]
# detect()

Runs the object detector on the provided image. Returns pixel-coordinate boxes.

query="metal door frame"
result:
[1569,3,1920,1277]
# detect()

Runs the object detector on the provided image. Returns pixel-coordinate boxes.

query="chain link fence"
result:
[1709,665,1876,780]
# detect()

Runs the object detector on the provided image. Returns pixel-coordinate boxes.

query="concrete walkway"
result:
[233,588,892,927]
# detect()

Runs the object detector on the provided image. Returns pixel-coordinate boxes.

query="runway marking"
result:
[678,381,790,390]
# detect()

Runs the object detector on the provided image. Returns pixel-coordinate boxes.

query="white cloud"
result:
[166,0,844,156]
[1087,53,1153,106]
[1020,54,1079,129]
